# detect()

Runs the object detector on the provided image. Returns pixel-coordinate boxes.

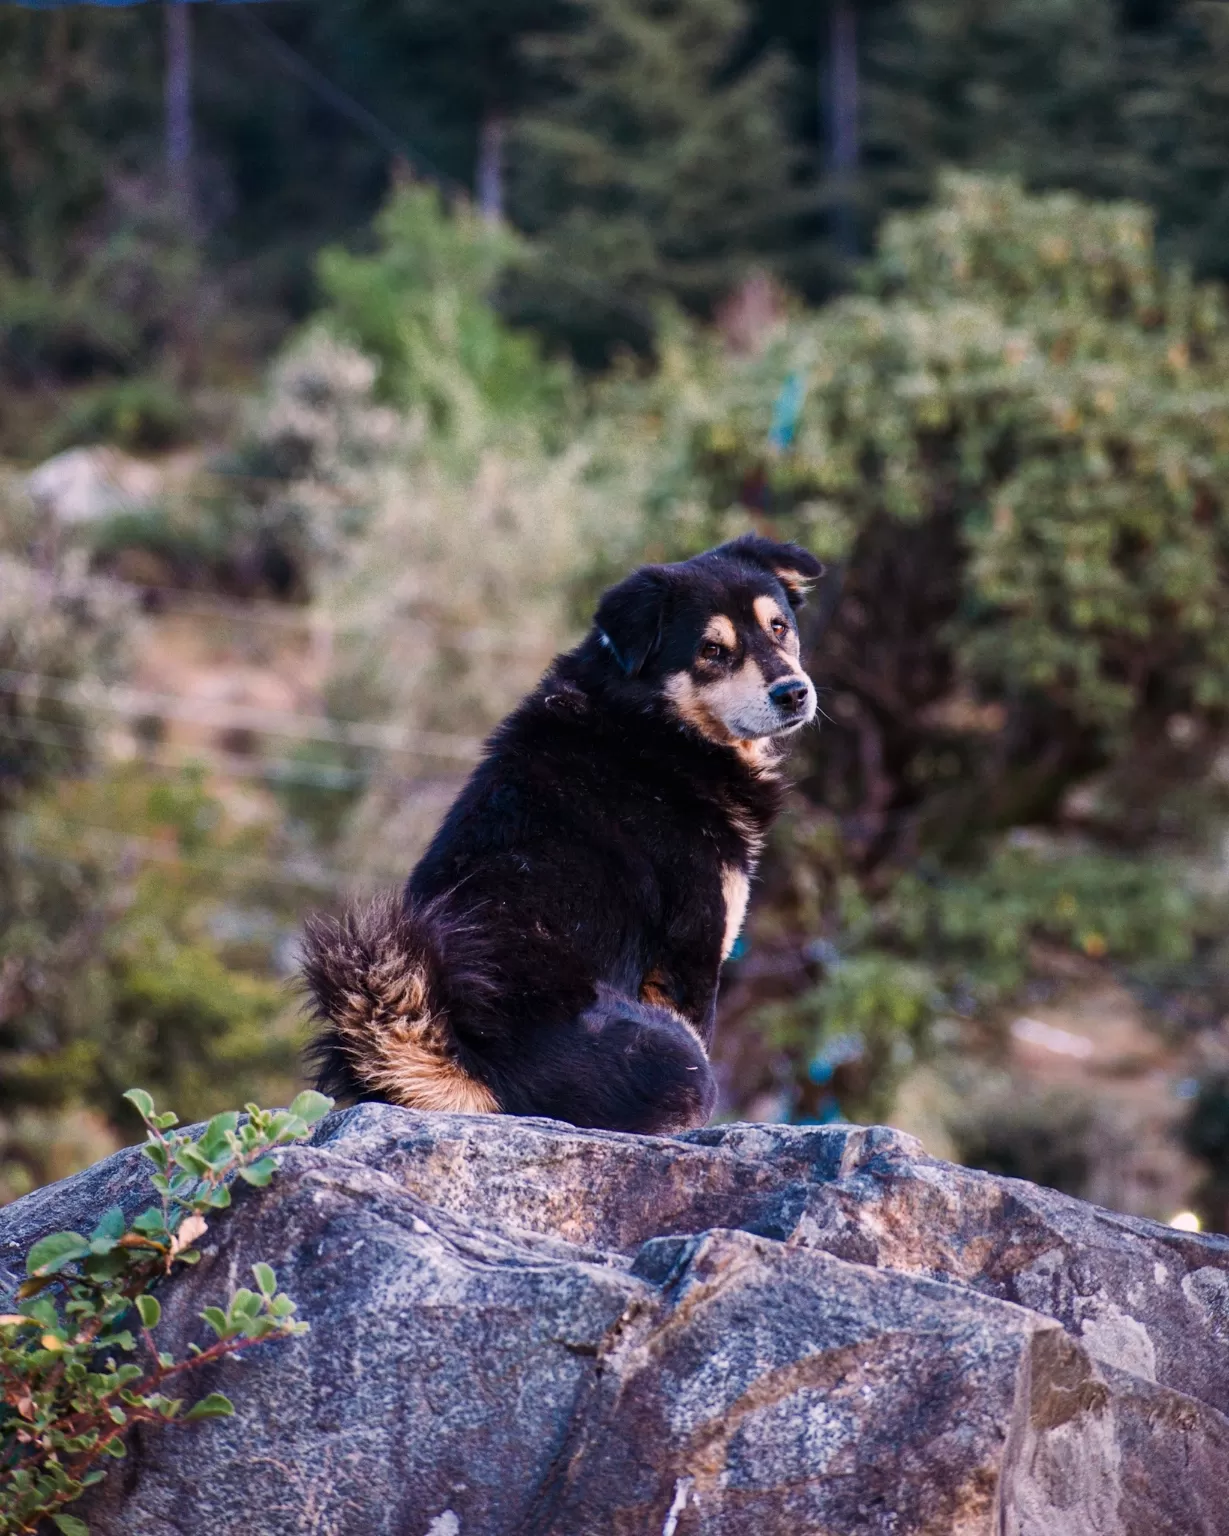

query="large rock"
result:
[2,1105,1228,1535]
[25,446,162,525]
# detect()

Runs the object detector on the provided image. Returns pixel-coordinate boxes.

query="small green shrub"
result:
[2,764,303,1176]
[44,378,195,456]
[0,1086,332,1535]
[317,184,573,437]
[754,951,936,1125]
[586,175,1229,1121]
[746,834,1213,1124]
[85,493,305,598]
[894,840,1201,1000]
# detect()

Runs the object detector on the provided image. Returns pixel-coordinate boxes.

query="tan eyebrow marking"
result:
[703,614,737,649]
[753,595,799,654]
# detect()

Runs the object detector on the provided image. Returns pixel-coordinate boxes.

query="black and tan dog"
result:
[302,534,825,1134]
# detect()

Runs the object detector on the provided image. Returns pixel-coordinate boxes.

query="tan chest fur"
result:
[720,865,752,961]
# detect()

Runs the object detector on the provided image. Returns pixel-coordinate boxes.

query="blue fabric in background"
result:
[768,371,806,451]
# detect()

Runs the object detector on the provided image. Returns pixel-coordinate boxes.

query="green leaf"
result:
[21,1297,59,1329]
[200,1306,230,1338]
[91,1206,126,1242]
[237,1157,276,1188]
[84,1248,131,1282]
[205,1185,231,1209]
[252,1262,276,1297]
[153,1111,179,1130]
[136,1294,161,1329]
[132,1208,168,1236]
[27,1231,90,1277]
[173,1145,211,1177]
[123,1088,155,1121]
[16,1274,54,1299]
[228,1287,261,1319]
[183,1391,234,1421]
[53,1516,89,1535]
[288,1090,333,1127]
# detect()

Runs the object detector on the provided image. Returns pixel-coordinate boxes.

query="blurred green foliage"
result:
[0,490,302,1201]
[947,1082,1105,1200]
[610,174,1229,820]
[588,174,1229,1123]
[509,0,805,361]
[317,184,573,432]
[6,0,1229,431]
[0,765,301,1201]
[44,378,196,457]
[750,823,1207,1122]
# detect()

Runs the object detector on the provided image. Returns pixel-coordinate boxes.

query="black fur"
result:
[302,534,826,1134]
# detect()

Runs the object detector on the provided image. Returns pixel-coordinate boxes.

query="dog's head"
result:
[593,535,824,748]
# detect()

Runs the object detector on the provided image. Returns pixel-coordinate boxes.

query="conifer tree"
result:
[509,0,808,360]
[860,0,1229,280]
[308,0,567,204]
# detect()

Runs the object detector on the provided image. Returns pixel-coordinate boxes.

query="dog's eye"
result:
[699,641,726,663]
[770,618,789,640]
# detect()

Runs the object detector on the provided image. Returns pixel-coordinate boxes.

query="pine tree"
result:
[862,0,1137,208]
[306,0,568,206]
[860,0,1229,281]
[1123,1,1229,280]
[509,0,809,360]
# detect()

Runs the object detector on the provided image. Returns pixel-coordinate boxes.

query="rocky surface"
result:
[25,445,162,525]
[2,1104,1228,1534]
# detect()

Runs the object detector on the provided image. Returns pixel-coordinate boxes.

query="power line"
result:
[230,9,464,194]
[0,720,428,893]
[0,715,379,792]
[12,567,568,658]
[225,7,657,331]
[0,667,485,762]
[11,811,379,898]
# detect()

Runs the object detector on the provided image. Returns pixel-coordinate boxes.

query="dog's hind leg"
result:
[498,984,717,1135]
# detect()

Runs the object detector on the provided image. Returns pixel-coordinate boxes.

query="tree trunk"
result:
[164,0,194,230]
[478,111,505,227]
[826,0,859,259]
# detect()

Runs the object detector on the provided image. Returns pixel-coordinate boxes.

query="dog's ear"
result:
[594,567,671,677]
[723,534,825,610]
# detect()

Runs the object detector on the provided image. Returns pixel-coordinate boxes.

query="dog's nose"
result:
[769,678,810,715]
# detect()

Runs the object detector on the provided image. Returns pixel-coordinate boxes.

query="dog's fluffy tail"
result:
[300,891,500,1114]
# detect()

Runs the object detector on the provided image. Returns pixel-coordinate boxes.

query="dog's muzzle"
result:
[768,675,816,732]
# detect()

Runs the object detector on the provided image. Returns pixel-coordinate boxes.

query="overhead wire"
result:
[9,810,382,898]
[226,7,658,332]
[0,713,379,791]
[0,667,485,763]
[0,719,413,895]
